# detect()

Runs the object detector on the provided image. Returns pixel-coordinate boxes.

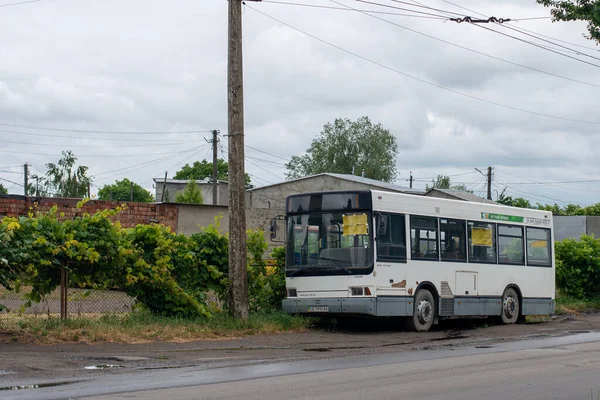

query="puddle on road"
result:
[0,381,78,391]
[85,364,122,370]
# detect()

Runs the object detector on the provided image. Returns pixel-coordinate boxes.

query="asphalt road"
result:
[4,332,600,400]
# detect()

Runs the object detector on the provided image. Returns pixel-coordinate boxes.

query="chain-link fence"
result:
[0,283,136,324]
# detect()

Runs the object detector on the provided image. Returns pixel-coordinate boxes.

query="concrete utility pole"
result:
[130,180,134,202]
[212,129,219,205]
[487,166,493,200]
[23,163,28,197]
[228,0,257,320]
[161,171,168,202]
[409,171,413,189]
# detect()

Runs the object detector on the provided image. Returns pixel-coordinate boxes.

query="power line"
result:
[331,0,600,89]
[245,144,291,162]
[0,148,201,158]
[246,5,600,125]
[356,0,451,19]
[0,0,42,8]
[0,176,24,187]
[439,0,600,52]
[494,179,571,204]
[0,128,210,143]
[93,147,205,179]
[260,0,447,19]
[0,138,199,148]
[0,122,214,135]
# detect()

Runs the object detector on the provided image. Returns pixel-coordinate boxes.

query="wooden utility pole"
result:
[23,163,28,197]
[161,171,168,202]
[409,171,413,189]
[212,129,219,205]
[487,166,493,200]
[130,180,134,202]
[228,0,250,319]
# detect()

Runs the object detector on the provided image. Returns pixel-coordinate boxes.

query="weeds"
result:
[0,310,312,344]
[555,296,600,315]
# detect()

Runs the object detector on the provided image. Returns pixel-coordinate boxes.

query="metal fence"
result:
[0,283,136,321]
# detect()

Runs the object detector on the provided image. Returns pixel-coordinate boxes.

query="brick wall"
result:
[0,195,179,231]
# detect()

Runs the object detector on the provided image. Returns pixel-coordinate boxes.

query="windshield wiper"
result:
[307,256,353,275]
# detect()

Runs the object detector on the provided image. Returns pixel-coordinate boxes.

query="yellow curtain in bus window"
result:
[472,227,493,247]
[531,240,547,248]
[343,214,368,236]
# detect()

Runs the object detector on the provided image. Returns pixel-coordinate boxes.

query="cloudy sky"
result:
[1,0,599,206]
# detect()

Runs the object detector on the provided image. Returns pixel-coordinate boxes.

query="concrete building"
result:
[153,178,228,206]
[247,173,424,209]
[424,188,496,204]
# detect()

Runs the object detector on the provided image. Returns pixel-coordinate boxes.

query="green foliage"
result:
[537,0,600,43]
[124,224,211,318]
[0,202,218,318]
[0,183,7,195]
[175,180,204,205]
[97,179,154,202]
[555,235,600,299]
[498,188,600,215]
[425,175,473,193]
[174,159,251,186]
[286,116,399,183]
[42,150,92,198]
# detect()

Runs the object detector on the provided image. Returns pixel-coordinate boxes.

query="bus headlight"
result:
[287,288,297,297]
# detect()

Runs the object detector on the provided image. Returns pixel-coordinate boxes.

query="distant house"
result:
[153,178,228,206]
[424,188,496,204]
[247,173,424,209]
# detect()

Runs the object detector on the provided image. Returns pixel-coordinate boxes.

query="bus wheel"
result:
[500,288,520,325]
[409,289,435,332]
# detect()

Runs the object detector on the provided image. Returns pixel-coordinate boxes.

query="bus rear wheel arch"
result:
[408,288,436,332]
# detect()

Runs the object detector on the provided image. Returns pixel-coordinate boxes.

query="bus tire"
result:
[500,287,520,325]
[408,289,435,332]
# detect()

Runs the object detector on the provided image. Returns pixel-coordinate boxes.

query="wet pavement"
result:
[0,314,599,399]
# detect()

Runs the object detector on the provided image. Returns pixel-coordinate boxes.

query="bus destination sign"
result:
[481,213,524,223]
[481,213,551,226]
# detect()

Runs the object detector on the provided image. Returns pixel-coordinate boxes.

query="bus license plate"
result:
[308,306,329,312]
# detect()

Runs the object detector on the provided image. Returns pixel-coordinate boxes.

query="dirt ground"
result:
[1,313,599,388]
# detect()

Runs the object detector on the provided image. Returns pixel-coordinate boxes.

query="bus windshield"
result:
[286,211,374,277]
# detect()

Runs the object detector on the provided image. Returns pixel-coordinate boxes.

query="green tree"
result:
[174,159,251,186]
[537,0,600,43]
[98,178,154,202]
[285,117,399,183]
[425,175,473,193]
[42,150,92,198]
[0,183,7,195]
[175,180,204,205]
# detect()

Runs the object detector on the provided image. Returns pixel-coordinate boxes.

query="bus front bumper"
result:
[282,297,376,316]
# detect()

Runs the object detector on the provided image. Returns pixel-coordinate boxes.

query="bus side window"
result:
[410,216,438,260]
[376,213,406,261]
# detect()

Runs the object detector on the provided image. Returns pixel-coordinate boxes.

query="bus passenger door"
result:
[374,213,408,296]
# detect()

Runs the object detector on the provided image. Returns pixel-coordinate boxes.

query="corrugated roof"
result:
[426,188,496,204]
[248,173,425,194]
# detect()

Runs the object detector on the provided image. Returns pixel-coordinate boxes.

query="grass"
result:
[0,310,312,344]
[555,296,600,315]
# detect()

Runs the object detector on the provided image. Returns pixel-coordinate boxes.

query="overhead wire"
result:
[246,4,600,125]
[0,138,200,148]
[330,0,600,88]
[261,0,446,19]
[0,0,42,8]
[0,128,211,143]
[0,122,214,135]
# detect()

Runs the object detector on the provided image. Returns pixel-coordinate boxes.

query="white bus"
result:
[280,190,555,331]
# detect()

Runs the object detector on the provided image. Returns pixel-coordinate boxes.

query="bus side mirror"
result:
[377,214,388,236]
[270,218,278,240]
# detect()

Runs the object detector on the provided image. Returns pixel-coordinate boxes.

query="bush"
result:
[555,235,600,299]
